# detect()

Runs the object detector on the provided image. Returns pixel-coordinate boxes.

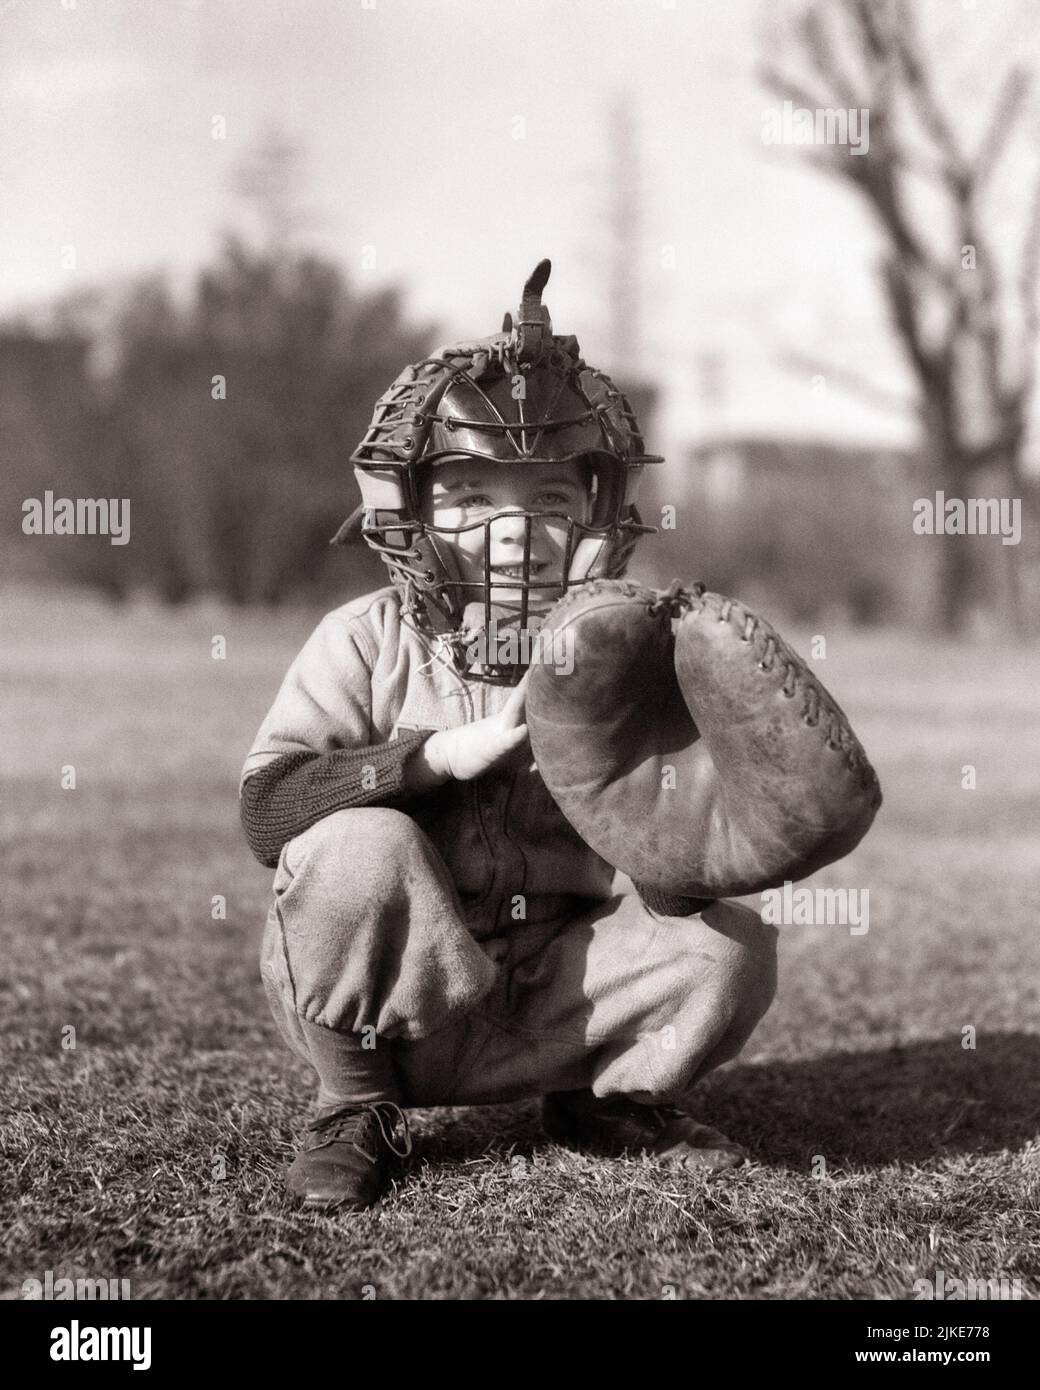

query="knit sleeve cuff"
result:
[240,732,432,867]
[633,881,716,917]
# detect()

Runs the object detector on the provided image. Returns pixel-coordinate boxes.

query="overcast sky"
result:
[2,0,1037,455]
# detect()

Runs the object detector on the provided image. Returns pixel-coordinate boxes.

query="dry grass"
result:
[2,587,1038,1300]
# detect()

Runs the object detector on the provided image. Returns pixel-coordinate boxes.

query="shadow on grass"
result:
[411,1034,1040,1173]
[703,1033,1040,1171]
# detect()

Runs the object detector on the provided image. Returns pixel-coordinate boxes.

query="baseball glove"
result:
[526,579,882,900]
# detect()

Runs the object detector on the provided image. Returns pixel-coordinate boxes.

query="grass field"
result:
[2,585,1038,1301]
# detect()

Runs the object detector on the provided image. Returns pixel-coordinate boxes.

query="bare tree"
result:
[762,0,1040,632]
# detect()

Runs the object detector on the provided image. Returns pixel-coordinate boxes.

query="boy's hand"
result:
[428,674,529,781]
[403,675,530,791]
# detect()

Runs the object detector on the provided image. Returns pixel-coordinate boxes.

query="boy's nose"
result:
[488,508,532,544]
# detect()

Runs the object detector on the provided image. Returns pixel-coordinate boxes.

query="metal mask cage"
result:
[338,258,663,681]
[361,508,653,636]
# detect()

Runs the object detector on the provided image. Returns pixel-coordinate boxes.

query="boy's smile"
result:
[421,457,592,611]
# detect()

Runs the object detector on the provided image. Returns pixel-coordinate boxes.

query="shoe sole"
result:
[655,1146,746,1172]
[543,1124,747,1171]
[290,1190,382,1212]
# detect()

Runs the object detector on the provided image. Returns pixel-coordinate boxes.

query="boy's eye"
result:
[455,493,495,509]
[444,488,574,511]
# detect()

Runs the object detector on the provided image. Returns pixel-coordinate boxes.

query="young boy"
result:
[240,262,778,1210]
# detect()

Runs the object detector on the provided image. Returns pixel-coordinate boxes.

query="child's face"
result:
[422,458,592,612]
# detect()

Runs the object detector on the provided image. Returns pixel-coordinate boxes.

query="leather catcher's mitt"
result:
[526,579,882,899]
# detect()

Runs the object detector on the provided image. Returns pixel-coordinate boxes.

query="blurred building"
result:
[631,434,1032,629]
[634,435,932,625]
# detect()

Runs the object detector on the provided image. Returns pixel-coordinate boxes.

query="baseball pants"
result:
[259,808,778,1109]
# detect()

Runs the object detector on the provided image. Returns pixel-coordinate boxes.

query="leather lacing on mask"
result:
[393,535,643,683]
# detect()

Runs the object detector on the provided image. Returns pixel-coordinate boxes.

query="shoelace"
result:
[415,632,458,675]
[308,1101,413,1163]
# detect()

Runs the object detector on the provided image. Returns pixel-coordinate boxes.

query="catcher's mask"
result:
[332,258,662,681]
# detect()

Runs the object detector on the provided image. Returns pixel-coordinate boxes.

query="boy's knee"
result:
[638,895,776,1022]
[661,899,776,1091]
[268,805,493,1038]
[278,806,442,900]
[282,807,428,885]
[700,899,778,1024]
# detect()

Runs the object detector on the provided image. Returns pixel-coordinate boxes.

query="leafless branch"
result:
[880,255,947,392]
[779,346,917,416]
[1016,166,1040,397]
[759,65,841,120]
[972,67,1030,188]
[888,3,967,177]
[800,3,867,110]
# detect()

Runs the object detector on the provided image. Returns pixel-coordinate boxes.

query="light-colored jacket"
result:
[241,585,614,937]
